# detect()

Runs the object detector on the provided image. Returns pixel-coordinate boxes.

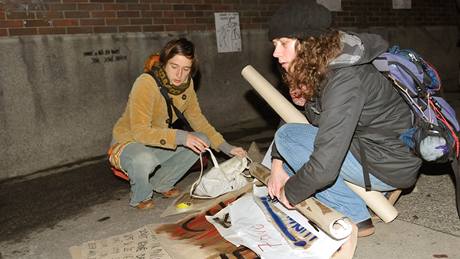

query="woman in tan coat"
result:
[109,38,246,209]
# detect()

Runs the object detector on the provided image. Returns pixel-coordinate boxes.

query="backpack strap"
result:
[147,71,193,131]
[357,137,372,191]
[355,126,400,191]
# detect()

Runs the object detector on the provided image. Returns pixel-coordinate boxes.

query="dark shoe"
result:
[357,218,375,237]
[135,199,154,210]
[161,187,181,198]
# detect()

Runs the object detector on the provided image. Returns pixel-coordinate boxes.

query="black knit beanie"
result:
[268,0,332,40]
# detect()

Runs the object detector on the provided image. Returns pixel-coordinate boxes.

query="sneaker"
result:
[161,187,181,198]
[357,218,375,237]
[135,199,154,210]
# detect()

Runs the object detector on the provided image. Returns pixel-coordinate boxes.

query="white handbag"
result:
[190,148,252,199]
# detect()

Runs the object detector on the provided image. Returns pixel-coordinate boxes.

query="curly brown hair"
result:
[284,30,342,100]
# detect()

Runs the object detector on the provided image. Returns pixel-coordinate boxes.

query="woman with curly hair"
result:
[265,0,421,237]
[109,38,246,209]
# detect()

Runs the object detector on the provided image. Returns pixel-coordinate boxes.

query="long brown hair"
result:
[143,38,198,76]
[284,30,342,100]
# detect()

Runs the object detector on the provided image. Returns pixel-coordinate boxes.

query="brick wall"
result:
[0,0,458,37]
[335,0,460,27]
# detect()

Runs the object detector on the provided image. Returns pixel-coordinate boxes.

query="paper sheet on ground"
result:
[206,185,347,259]
[153,193,259,258]
[160,182,252,217]
[69,224,171,259]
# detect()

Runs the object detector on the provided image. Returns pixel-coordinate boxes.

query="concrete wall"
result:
[1,26,459,180]
[0,30,278,179]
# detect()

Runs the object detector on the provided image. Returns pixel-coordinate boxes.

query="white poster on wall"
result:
[214,12,242,53]
[392,0,411,9]
[317,0,342,11]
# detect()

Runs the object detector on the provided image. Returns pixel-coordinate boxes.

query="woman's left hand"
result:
[230,147,247,158]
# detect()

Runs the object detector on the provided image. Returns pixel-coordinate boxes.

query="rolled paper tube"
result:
[344,181,398,223]
[241,65,310,124]
[249,162,352,240]
[241,64,398,224]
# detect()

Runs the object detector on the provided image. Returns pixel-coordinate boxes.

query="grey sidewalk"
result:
[1,95,460,259]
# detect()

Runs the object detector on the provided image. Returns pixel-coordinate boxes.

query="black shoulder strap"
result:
[354,126,399,192]
[147,71,193,131]
[357,137,372,191]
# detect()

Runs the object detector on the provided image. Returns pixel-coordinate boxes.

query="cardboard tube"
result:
[345,182,398,223]
[241,65,309,124]
[241,64,398,223]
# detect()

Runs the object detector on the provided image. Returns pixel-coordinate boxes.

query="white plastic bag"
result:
[190,148,251,199]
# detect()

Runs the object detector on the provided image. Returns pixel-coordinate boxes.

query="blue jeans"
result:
[264,123,395,223]
[119,132,210,207]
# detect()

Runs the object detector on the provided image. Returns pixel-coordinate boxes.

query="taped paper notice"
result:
[215,12,241,53]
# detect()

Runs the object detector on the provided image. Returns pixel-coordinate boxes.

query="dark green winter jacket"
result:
[278,32,422,205]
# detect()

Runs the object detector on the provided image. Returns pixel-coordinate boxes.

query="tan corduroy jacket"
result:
[112,73,225,150]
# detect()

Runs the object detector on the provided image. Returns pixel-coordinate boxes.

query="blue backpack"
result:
[372,46,460,217]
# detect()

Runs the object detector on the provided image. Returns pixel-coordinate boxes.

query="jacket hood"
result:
[329,31,389,69]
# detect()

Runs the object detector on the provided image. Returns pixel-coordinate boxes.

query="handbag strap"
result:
[189,149,218,199]
[189,148,251,199]
[207,147,220,168]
